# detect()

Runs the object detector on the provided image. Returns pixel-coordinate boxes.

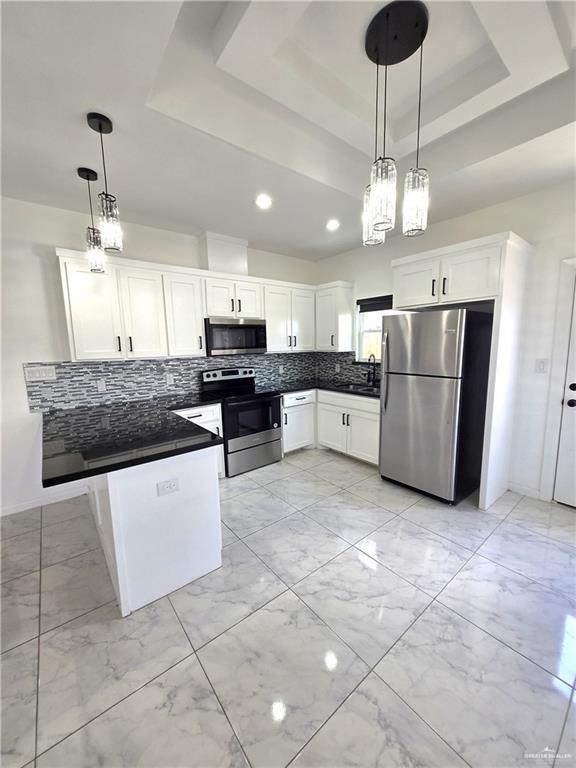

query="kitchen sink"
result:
[340,383,380,395]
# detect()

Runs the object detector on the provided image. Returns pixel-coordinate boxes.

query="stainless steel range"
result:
[201,368,282,477]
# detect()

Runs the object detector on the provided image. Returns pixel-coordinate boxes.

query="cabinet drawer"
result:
[283,390,316,407]
[172,404,222,424]
[317,389,380,414]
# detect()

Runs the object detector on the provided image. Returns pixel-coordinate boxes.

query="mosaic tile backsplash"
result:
[24,352,374,412]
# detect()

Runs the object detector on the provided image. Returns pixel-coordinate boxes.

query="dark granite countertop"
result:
[42,398,223,488]
[280,381,381,399]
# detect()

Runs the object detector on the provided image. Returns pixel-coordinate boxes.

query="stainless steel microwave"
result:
[204,318,267,356]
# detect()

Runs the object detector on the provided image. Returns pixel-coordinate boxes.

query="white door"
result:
[264,285,292,352]
[317,403,347,453]
[393,259,441,308]
[315,289,336,350]
[235,282,263,319]
[441,245,501,302]
[64,261,124,360]
[205,278,236,317]
[347,409,380,465]
[554,294,576,507]
[119,268,168,358]
[283,404,315,452]
[163,273,205,357]
[292,289,315,351]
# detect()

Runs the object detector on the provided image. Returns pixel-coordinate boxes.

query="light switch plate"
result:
[157,478,179,496]
[24,365,56,382]
[335,364,341,373]
[97,379,106,393]
[166,373,175,386]
[534,358,549,374]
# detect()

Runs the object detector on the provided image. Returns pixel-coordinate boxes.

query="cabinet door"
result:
[291,289,315,351]
[283,403,315,452]
[264,285,292,352]
[315,289,336,350]
[198,420,225,477]
[235,282,263,319]
[163,273,205,357]
[205,278,236,317]
[119,268,168,358]
[64,261,124,360]
[347,409,380,465]
[441,246,501,302]
[317,403,347,453]
[393,260,441,308]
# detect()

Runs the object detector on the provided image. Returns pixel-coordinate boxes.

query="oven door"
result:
[205,318,267,356]
[224,395,282,452]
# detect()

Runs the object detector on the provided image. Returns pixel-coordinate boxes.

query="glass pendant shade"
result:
[402,168,429,236]
[362,186,384,246]
[369,157,396,231]
[99,192,123,252]
[86,226,106,273]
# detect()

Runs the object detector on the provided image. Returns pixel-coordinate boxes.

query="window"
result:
[356,295,394,362]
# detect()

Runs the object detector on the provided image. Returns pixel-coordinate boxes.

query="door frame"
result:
[540,258,576,501]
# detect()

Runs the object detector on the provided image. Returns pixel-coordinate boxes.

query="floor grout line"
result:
[32,506,44,763]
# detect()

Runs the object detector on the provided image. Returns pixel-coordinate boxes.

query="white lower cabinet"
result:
[171,404,225,477]
[282,391,316,452]
[316,391,380,465]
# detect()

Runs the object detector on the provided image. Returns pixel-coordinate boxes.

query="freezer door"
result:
[382,309,466,377]
[379,373,461,500]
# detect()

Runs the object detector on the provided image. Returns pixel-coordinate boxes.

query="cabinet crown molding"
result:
[391,231,532,268]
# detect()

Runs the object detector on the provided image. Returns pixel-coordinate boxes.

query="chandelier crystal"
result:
[99,192,123,251]
[370,156,396,231]
[402,168,429,236]
[363,186,384,246]
[86,226,106,272]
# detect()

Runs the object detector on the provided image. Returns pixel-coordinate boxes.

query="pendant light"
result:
[362,59,384,246]
[363,1,429,247]
[403,42,429,237]
[87,112,123,252]
[77,167,105,273]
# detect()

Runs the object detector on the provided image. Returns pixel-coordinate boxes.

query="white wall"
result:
[317,182,576,500]
[0,197,318,514]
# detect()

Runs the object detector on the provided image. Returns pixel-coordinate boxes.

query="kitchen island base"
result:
[88,447,222,616]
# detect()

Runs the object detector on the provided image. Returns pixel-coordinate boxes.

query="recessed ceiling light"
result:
[326,218,340,232]
[255,193,272,210]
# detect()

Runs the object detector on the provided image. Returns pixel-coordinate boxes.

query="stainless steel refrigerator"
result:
[379,307,492,503]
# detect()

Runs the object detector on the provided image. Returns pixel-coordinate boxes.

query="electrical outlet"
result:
[96,379,106,393]
[279,365,284,374]
[166,373,175,386]
[335,364,341,373]
[157,478,179,496]
[534,358,549,374]
[24,365,56,382]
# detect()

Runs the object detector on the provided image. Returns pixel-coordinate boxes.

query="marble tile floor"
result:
[2,449,576,768]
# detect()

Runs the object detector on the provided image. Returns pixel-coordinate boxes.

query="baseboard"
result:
[507,482,542,501]
[1,483,91,517]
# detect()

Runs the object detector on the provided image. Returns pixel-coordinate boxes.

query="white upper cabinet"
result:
[393,259,441,308]
[264,285,292,352]
[441,245,501,302]
[393,236,506,309]
[63,260,124,360]
[118,268,168,358]
[205,278,236,318]
[315,285,354,351]
[291,289,315,351]
[235,281,263,318]
[163,273,205,357]
[205,278,264,319]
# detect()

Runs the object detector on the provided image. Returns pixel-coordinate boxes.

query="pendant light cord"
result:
[374,57,380,161]
[86,179,95,228]
[99,127,109,195]
[383,12,389,158]
[416,42,424,168]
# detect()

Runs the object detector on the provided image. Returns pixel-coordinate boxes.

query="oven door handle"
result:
[226,396,281,408]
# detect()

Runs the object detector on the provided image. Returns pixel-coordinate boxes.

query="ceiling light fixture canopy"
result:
[87,112,123,252]
[77,167,105,273]
[362,0,429,246]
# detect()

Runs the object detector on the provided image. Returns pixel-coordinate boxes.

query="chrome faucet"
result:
[367,354,379,387]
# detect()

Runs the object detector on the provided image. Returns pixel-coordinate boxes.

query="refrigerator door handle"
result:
[382,331,389,412]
